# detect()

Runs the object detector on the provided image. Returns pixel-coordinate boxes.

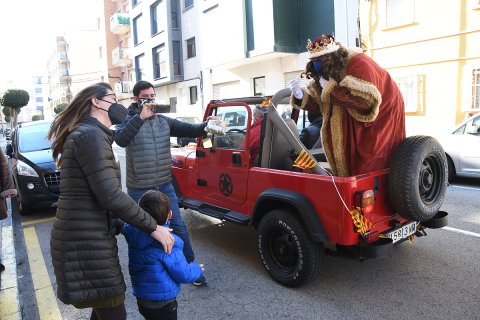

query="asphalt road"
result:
[9,145,480,320]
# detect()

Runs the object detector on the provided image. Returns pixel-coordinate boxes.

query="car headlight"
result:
[17,160,39,177]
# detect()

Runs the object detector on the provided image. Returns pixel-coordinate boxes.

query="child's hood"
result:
[123,223,156,249]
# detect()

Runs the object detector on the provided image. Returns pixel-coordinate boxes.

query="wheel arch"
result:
[251,188,329,243]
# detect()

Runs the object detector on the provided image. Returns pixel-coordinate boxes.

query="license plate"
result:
[384,221,418,244]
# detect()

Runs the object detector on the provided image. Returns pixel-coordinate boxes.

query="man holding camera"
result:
[115,80,209,286]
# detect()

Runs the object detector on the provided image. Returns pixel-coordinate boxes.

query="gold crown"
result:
[306,35,339,58]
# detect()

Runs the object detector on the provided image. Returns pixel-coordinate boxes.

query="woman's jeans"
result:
[128,182,195,263]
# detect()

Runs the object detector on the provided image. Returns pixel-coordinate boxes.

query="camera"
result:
[137,99,170,113]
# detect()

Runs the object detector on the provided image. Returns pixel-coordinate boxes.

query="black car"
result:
[6,120,59,214]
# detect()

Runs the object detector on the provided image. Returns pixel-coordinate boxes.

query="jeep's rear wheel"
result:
[257,209,324,287]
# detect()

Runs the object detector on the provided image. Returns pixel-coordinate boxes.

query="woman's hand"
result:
[150,225,174,253]
[1,189,17,198]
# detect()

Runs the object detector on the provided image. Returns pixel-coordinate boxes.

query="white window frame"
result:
[392,74,426,115]
[472,68,480,111]
[384,0,415,29]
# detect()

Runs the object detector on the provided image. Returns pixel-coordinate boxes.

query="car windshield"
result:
[18,123,52,153]
[176,116,200,124]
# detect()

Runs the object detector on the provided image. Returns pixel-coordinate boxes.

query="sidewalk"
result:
[0,140,21,320]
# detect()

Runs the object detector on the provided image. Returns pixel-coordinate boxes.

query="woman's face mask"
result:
[106,103,129,125]
[97,99,128,125]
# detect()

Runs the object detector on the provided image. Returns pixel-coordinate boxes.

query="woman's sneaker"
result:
[193,275,207,287]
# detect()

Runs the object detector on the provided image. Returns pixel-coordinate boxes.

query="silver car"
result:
[438,113,480,180]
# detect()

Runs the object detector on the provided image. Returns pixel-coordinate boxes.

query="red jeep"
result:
[171,89,449,287]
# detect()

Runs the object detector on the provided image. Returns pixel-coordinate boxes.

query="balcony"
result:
[115,81,132,99]
[112,47,132,67]
[110,12,130,34]
[60,69,70,83]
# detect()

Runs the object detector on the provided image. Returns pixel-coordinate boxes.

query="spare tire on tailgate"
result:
[388,136,448,222]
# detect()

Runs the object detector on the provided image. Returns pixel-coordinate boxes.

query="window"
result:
[186,37,196,58]
[170,97,177,113]
[152,45,166,79]
[172,41,182,75]
[473,69,480,110]
[151,1,164,36]
[133,14,144,45]
[189,86,198,104]
[35,97,43,102]
[171,0,179,28]
[253,77,265,96]
[184,0,193,11]
[135,54,145,81]
[393,74,425,115]
[385,0,415,29]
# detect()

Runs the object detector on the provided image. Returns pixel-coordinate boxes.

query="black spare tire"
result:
[388,136,447,222]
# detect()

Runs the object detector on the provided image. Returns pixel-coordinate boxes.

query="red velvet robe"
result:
[291,52,406,176]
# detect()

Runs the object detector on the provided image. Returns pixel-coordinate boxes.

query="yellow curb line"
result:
[23,227,62,320]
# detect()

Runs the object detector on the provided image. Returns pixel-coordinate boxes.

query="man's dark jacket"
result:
[50,116,157,305]
[300,116,323,149]
[114,104,207,189]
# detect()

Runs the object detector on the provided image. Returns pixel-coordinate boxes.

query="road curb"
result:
[0,199,20,320]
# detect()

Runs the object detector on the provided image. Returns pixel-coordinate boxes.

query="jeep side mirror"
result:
[5,144,13,158]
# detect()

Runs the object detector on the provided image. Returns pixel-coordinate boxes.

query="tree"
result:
[1,89,29,127]
[54,103,68,115]
[32,115,43,121]
[2,106,11,123]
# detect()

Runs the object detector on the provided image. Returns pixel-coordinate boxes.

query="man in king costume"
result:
[290,35,406,176]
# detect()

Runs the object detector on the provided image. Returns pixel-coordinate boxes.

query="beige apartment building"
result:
[359,0,480,136]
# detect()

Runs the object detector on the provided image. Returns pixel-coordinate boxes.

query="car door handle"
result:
[232,152,241,166]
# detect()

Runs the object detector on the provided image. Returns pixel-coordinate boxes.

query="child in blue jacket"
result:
[122,190,204,320]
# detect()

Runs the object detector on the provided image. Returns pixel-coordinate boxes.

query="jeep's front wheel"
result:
[257,209,324,287]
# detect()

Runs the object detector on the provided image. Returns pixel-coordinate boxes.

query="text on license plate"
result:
[385,221,418,244]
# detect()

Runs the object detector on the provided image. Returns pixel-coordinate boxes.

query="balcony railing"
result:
[110,12,131,34]
[112,47,132,67]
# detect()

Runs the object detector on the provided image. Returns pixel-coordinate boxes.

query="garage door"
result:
[284,71,310,89]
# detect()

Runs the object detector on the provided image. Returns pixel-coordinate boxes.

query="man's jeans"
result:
[128,182,195,263]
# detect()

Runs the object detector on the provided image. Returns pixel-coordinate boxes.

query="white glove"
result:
[319,77,328,89]
[290,77,303,100]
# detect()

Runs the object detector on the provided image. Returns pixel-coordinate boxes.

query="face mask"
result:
[313,60,324,75]
[98,103,128,125]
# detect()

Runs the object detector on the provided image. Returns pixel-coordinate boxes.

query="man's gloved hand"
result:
[319,77,328,89]
[290,77,303,100]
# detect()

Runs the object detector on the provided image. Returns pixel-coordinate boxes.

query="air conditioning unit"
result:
[121,81,132,93]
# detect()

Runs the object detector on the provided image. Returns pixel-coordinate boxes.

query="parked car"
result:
[5,120,59,214]
[436,113,480,181]
[4,128,11,140]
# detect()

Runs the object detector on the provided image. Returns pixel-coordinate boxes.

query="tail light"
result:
[354,189,375,214]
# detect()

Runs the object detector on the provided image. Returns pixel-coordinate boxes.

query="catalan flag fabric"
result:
[293,150,316,169]
[349,209,373,235]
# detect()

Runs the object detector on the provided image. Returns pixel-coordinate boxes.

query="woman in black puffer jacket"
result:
[47,83,175,320]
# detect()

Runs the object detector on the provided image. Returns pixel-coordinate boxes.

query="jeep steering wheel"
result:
[226,129,246,135]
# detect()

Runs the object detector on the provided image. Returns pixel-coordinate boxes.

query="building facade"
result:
[118,0,359,117]
[359,0,480,136]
